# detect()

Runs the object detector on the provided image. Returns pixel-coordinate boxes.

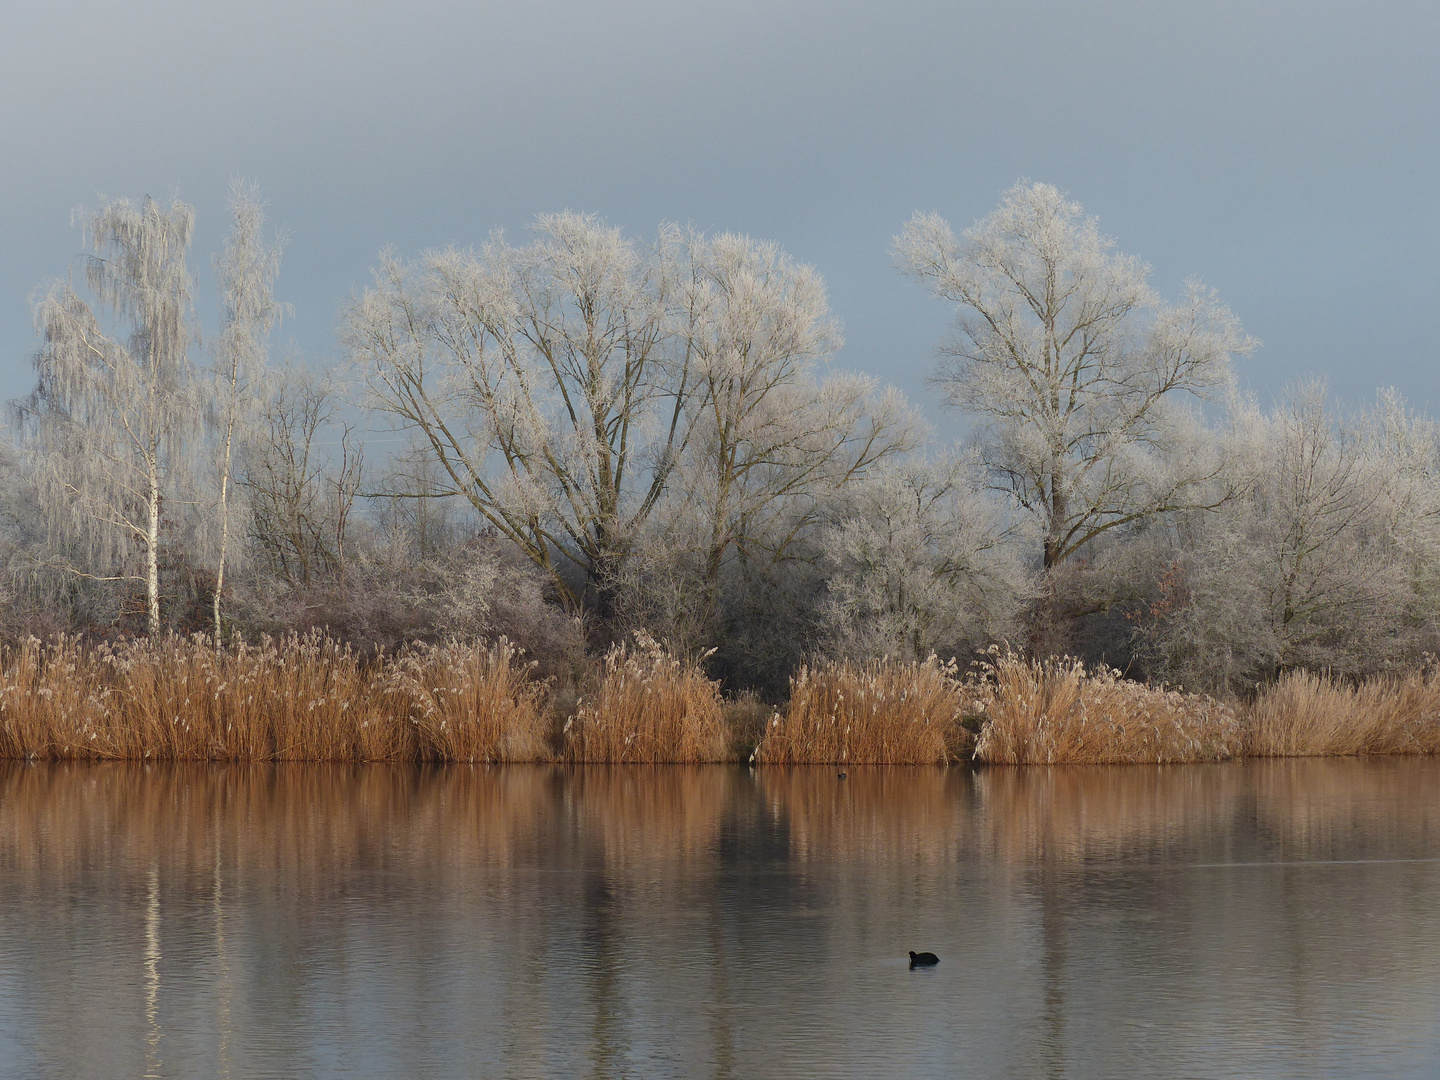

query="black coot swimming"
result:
[909,951,939,968]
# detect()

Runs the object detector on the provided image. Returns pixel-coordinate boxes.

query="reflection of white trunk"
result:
[144,863,163,1079]
[214,846,233,1079]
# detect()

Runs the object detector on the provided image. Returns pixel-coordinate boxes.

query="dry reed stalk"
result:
[385,639,550,762]
[0,633,548,763]
[723,690,774,759]
[752,656,967,765]
[971,650,1240,765]
[1245,668,1440,756]
[563,633,728,762]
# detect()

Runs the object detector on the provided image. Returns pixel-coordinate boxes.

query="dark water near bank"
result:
[0,761,1438,1079]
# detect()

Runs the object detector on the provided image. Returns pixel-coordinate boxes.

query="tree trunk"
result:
[213,466,230,644]
[147,451,161,637]
[1044,462,1067,570]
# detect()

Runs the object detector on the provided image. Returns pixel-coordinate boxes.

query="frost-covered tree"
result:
[209,179,285,639]
[344,213,685,613]
[16,196,198,635]
[818,456,1029,661]
[672,230,918,629]
[896,181,1252,571]
[1141,384,1430,690]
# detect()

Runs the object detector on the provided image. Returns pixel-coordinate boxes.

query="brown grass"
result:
[383,639,550,761]
[752,656,968,765]
[6,632,1440,767]
[971,650,1242,765]
[0,633,547,762]
[562,633,729,762]
[1245,668,1440,756]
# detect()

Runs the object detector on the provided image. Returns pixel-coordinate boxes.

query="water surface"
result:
[0,759,1438,1078]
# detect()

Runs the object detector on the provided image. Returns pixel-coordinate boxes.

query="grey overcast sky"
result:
[2,0,1437,431]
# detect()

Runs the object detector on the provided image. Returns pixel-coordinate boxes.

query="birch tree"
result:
[210,179,285,639]
[895,181,1253,571]
[343,213,686,613]
[17,196,198,635]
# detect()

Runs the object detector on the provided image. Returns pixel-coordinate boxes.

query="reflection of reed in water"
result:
[0,763,557,892]
[973,758,1440,864]
[1,761,1439,1078]
[6,759,1438,885]
[756,766,975,863]
[0,762,743,903]
[752,760,1440,868]
[561,765,734,869]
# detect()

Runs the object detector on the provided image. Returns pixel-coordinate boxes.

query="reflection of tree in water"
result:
[1,760,1439,1077]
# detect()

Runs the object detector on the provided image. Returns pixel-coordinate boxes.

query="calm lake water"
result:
[0,760,1437,1079]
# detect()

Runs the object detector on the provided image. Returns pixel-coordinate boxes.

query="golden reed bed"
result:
[0,636,1437,764]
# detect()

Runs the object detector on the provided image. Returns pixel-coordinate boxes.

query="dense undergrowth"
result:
[0,635,1437,765]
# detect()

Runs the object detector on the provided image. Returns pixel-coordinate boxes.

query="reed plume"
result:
[0,633,545,763]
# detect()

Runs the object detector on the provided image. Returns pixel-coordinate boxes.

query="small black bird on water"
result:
[909,951,940,968]
[837,772,847,779]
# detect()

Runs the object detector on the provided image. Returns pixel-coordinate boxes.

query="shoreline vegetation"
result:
[2,634,1437,766]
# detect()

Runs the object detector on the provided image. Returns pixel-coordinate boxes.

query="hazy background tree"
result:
[1136,383,1437,691]
[8,178,1440,702]
[817,456,1029,661]
[242,363,362,591]
[895,181,1253,577]
[16,196,198,635]
[208,179,285,639]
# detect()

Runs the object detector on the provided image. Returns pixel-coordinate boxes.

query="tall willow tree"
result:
[210,180,285,640]
[18,196,198,635]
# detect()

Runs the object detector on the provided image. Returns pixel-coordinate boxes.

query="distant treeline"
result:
[5,180,1438,702]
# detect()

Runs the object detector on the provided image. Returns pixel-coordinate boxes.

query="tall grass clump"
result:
[752,656,967,765]
[563,632,728,762]
[972,649,1241,765]
[385,639,549,762]
[0,633,548,762]
[385,642,547,760]
[1246,668,1440,756]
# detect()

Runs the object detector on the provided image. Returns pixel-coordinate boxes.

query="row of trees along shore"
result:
[8,179,1440,741]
